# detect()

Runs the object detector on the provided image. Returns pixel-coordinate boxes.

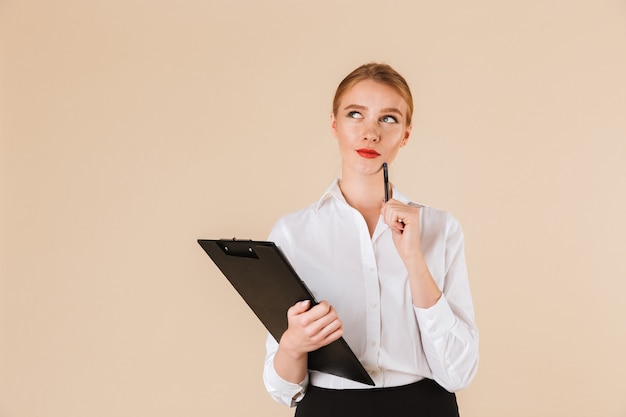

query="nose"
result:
[363,120,380,142]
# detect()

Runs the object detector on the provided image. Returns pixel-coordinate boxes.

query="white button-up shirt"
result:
[263,180,479,407]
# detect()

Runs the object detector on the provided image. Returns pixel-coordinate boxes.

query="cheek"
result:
[335,123,359,142]
[383,132,408,152]
[381,126,407,143]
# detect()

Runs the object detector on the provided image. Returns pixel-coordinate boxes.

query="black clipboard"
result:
[198,238,375,386]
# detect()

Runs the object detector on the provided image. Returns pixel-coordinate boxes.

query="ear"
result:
[401,124,412,147]
[330,112,338,138]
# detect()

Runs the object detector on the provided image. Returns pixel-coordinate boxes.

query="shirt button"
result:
[371,303,378,309]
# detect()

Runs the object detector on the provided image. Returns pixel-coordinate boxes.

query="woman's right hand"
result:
[279,300,344,357]
[273,300,343,383]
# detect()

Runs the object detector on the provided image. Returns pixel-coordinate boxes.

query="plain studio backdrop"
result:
[1,1,625,416]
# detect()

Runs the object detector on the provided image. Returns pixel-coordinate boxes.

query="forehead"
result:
[339,79,408,110]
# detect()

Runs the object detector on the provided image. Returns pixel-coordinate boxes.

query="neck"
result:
[339,169,387,212]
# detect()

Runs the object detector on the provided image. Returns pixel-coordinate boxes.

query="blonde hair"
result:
[332,62,414,125]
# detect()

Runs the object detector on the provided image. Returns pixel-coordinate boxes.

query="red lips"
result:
[356,148,381,159]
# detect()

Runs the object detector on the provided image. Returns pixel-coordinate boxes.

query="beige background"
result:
[1,1,625,416]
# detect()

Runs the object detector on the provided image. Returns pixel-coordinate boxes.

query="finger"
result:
[392,211,413,228]
[304,305,339,336]
[287,299,311,317]
[381,203,395,226]
[383,202,406,224]
[306,300,332,319]
[317,320,344,345]
[385,209,405,232]
[309,316,343,345]
[290,301,329,330]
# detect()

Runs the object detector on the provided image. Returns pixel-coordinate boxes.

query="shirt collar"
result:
[315,178,345,211]
[315,178,413,211]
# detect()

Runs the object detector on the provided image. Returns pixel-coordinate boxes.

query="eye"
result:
[380,115,398,123]
[348,111,363,119]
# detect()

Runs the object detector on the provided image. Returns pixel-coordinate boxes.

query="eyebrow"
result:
[343,104,404,116]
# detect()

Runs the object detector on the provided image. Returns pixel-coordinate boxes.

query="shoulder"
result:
[268,202,318,241]
[274,201,318,227]
[420,205,460,225]
[404,199,464,240]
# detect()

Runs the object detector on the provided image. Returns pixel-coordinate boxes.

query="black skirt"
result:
[294,378,459,417]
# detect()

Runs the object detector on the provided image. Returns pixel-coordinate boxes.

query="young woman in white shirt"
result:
[263,62,479,417]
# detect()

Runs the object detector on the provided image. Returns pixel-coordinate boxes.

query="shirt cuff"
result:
[413,295,457,339]
[264,363,309,407]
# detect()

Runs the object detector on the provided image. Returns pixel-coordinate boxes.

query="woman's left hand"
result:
[381,199,423,263]
[382,200,443,308]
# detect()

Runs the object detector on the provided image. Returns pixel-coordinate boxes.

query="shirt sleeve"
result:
[263,333,309,407]
[262,220,309,407]
[413,213,479,392]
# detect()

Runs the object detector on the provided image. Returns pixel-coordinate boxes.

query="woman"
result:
[263,63,479,417]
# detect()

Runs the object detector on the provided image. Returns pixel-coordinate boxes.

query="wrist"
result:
[275,332,309,384]
[278,332,307,360]
[403,252,427,277]
[404,255,442,308]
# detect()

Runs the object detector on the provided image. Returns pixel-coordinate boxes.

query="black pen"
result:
[383,162,390,202]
